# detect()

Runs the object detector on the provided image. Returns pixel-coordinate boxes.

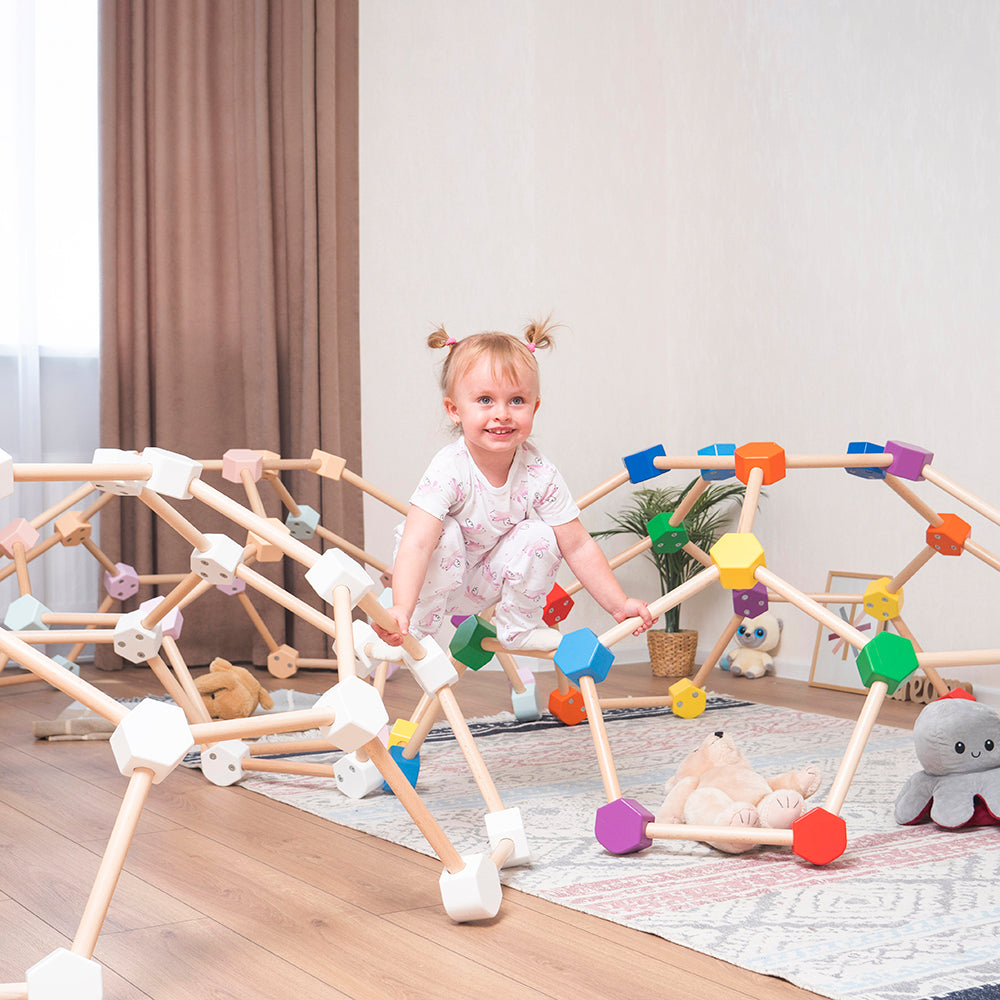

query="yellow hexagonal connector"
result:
[863,577,903,620]
[709,532,766,590]
[669,678,707,719]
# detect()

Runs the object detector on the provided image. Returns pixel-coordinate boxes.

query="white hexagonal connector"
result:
[336,620,380,677]
[402,635,459,696]
[0,447,12,500]
[110,699,194,783]
[112,608,163,664]
[140,446,203,500]
[92,447,145,496]
[439,853,502,922]
[333,751,384,798]
[26,947,102,1000]
[190,533,245,585]
[304,548,375,607]
[285,504,320,540]
[200,740,250,786]
[314,675,389,753]
[485,807,532,867]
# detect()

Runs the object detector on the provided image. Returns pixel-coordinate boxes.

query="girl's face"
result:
[444,355,540,469]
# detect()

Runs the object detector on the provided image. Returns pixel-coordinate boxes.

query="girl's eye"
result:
[510,396,525,405]
[477,396,492,405]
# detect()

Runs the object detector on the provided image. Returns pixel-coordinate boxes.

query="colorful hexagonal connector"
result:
[734,442,786,486]
[926,513,971,556]
[554,628,615,685]
[709,533,766,590]
[646,513,689,554]
[856,631,919,695]
[862,577,903,621]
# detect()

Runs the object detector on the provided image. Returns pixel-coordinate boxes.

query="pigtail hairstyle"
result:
[523,315,558,353]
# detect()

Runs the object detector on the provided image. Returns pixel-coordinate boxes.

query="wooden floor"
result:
[0,660,923,1000]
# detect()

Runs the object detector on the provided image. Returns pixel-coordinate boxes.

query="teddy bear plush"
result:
[721,611,782,678]
[195,657,275,720]
[895,692,1000,828]
[655,730,822,853]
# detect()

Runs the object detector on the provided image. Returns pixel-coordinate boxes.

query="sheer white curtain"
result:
[1,0,100,621]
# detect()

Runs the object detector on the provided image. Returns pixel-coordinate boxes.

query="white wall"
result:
[359,1,1000,700]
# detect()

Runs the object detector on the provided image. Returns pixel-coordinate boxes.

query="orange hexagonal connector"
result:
[735,442,787,486]
[926,513,972,556]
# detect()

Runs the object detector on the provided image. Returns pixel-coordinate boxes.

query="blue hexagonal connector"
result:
[554,628,615,685]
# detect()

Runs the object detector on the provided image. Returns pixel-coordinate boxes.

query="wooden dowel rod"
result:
[263,472,301,516]
[180,577,215,611]
[646,822,794,847]
[0,673,46,688]
[490,837,515,871]
[916,649,1000,669]
[137,573,189,585]
[140,488,212,552]
[340,468,409,516]
[575,470,631,510]
[0,982,27,999]
[190,707,336,744]
[357,592,425,661]
[296,657,339,669]
[315,524,390,575]
[494,649,528,693]
[372,659,389,696]
[965,539,1000,573]
[736,466,764,534]
[669,478,709,526]
[13,630,117,645]
[237,592,280,652]
[883,475,944,527]
[922,466,1000,529]
[266,457,323,472]
[579,675,622,802]
[68,594,116,659]
[785,454,892,469]
[13,462,151,483]
[240,469,267,518]
[0,533,60,585]
[437,685,505,813]
[653,456,730,470]
[236,564,337,640]
[889,617,948,698]
[81,536,120,575]
[599,695,674,710]
[402,695,441,758]
[768,592,870,605]
[242,757,336,778]
[30,482,96,529]
[40,613,119,626]
[563,535,651,601]
[146,654,197,720]
[12,542,30,595]
[332,585,356,680]
[81,489,117,521]
[756,568,869,650]
[71,767,156,958]
[681,540,714,568]
[140,573,203,629]
[248,737,337,757]
[887,545,937,593]
[480,638,555,661]
[363,738,466,873]
[690,613,744,689]
[161,637,213,724]
[825,681,888,815]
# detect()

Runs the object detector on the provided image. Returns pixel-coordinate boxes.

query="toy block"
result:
[884,440,933,481]
[0,516,40,557]
[140,446,203,499]
[53,655,80,676]
[732,581,769,618]
[113,608,163,663]
[0,447,12,499]
[439,853,502,922]
[3,594,50,631]
[27,948,103,1000]
[511,682,540,721]
[553,628,614,685]
[709,532,766,590]
[110,698,194,783]
[403,635,460,695]
[305,547,375,606]
[53,509,92,546]
[542,581,575,626]
[646,513,689,554]
[221,448,264,484]
[382,742,421,793]
[267,643,299,678]
[201,740,250,786]
[623,444,667,483]
[341,619,381,676]
[247,517,291,562]
[485,807,531,866]
[104,562,140,601]
[856,631,918,695]
[139,596,184,640]
[190,533,245,585]
[669,677,707,718]
[698,442,736,481]
[92,447,146,495]
[285,503,321,540]
[548,686,587,725]
[334,751,384,798]
[449,615,497,670]
[863,576,903,621]
[216,576,247,596]
[791,807,847,865]
[846,441,887,480]
[594,797,654,854]
[926,513,971,555]
[388,718,418,747]
[735,441,786,485]
[314,675,390,752]
[311,448,348,480]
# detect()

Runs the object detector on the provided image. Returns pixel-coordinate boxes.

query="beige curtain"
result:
[98,0,361,669]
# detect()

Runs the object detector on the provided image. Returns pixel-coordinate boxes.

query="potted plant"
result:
[592,478,750,678]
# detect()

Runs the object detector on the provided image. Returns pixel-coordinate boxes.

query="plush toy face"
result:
[735,611,782,652]
[675,731,750,778]
[912,697,1000,776]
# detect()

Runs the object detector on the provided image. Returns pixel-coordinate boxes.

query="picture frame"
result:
[808,571,892,694]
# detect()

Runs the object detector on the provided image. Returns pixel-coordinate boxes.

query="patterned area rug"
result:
[213,694,1000,1000]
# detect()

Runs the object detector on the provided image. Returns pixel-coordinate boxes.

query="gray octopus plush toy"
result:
[895,693,1000,829]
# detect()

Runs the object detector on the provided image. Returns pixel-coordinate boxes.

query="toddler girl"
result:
[375,319,655,651]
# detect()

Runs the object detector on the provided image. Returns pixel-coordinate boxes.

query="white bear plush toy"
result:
[721,611,782,678]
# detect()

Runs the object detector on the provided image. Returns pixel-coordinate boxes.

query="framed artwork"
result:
[808,571,891,694]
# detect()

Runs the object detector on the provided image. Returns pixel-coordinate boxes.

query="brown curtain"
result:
[98,0,361,669]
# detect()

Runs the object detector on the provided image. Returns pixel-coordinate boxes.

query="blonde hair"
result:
[427,317,557,398]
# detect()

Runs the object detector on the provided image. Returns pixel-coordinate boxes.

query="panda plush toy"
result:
[720,611,783,679]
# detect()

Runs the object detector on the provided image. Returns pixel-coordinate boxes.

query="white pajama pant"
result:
[394,517,563,645]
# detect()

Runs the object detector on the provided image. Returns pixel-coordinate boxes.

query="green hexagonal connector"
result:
[646,513,689,554]
[855,631,918,694]
[449,615,496,670]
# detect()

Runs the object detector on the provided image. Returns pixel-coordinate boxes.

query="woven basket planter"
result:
[647,629,698,678]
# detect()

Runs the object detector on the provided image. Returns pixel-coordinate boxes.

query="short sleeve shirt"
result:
[410,439,581,556]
